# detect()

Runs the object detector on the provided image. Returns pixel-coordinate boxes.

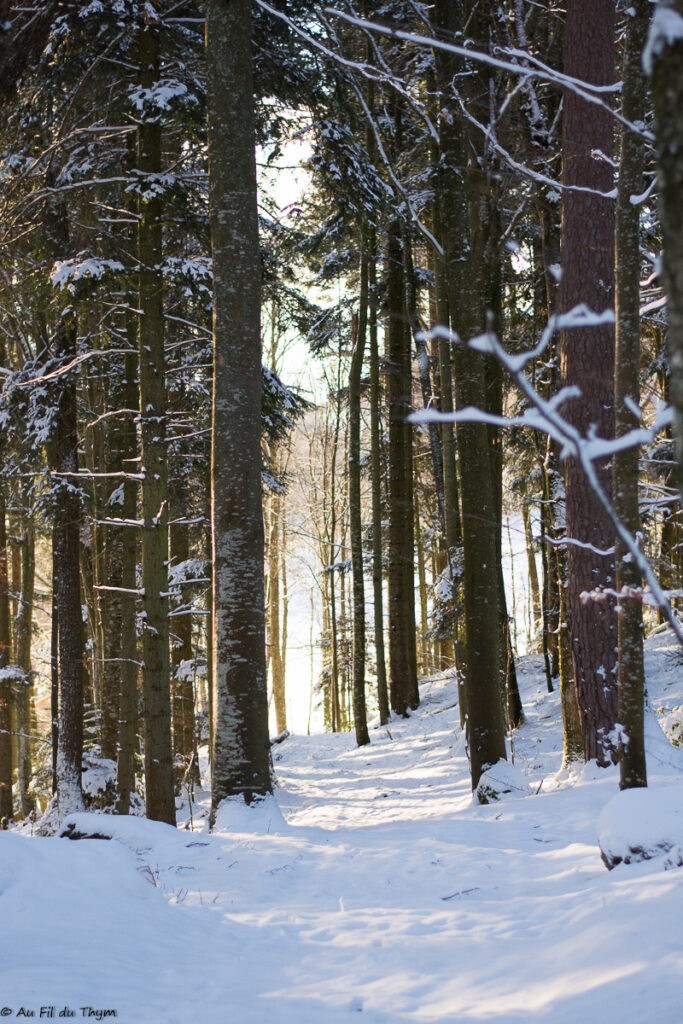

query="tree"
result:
[433,0,507,787]
[207,0,272,810]
[614,0,649,789]
[136,9,176,826]
[652,0,683,500]
[559,0,618,766]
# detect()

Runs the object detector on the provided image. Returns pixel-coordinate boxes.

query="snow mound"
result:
[474,759,531,804]
[212,792,286,834]
[60,811,182,850]
[598,784,683,870]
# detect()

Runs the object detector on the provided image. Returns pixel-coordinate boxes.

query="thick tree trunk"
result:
[560,0,618,765]
[137,15,175,824]
[652,1,683,499]
[434,0,507,787]
[207,0,271,808]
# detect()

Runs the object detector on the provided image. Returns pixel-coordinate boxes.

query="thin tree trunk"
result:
[349,243,370,746]
[171,512,196,779]
[385,219,419,715]
[369,241,390,725]
[267,471,287,735]
[48,317,85,821]
[0,484,12,821]
[520,484,542,648]
[328,359,343,733]
[614,0,649,789]
[116,346,141,816]
[13,496,35,817]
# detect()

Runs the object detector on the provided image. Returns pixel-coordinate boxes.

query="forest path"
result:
[3,646,683,1023]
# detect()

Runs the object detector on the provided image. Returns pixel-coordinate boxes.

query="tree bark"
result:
[615,0,649,789]
[434,0,507,787]
[368,242,390,725]
[207,0,271,809]
[385,219,419,716]
[48,316,85,820]
[652,0,683,500]
[13,492,35,817]
[349,245,370,746]
[0,484,12,821]
[137,14,175,824]
[560,0,618,765]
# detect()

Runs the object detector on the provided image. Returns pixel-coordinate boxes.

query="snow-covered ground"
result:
[3,630,683,1023]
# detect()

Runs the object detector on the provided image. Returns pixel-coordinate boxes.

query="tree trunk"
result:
[266,476,287,736]
[615,0,649,789]
[207,0,271,808]
[652,1,683,500]
[170,512,197,781]
[385,219,419,715]
[368,242,390,725]
[137,14,175,824]
[349,245,370,746]
[434,0,507,787]
[115,344,141,816]
[0,484,12,821]
[13,494,35,817]
[560,0,618,765]
[49,316,85,821]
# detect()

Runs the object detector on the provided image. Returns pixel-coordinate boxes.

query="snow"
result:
[3,631,683,1021]
[643,1,683,74]
[50,257,124,291]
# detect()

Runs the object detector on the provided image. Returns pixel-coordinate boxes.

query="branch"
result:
[411,318,683,646]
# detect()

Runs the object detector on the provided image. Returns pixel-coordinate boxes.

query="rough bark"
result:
[137,15,175,824]
[652,0,683,499]
[207,0,271,809]
[560,0,618,765]
[48,317,85,820]
[615,0,649,789]
[434,0,507,787]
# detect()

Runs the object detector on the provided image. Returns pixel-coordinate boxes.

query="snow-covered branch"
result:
[410,315,683,646]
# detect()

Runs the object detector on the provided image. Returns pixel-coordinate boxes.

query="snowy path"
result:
[3,647,683,1023]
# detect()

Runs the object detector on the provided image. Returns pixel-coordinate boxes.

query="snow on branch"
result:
[326,8,653,140]
[410,319,683,646]
[51,255,124,291]
[643,0,683,74]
